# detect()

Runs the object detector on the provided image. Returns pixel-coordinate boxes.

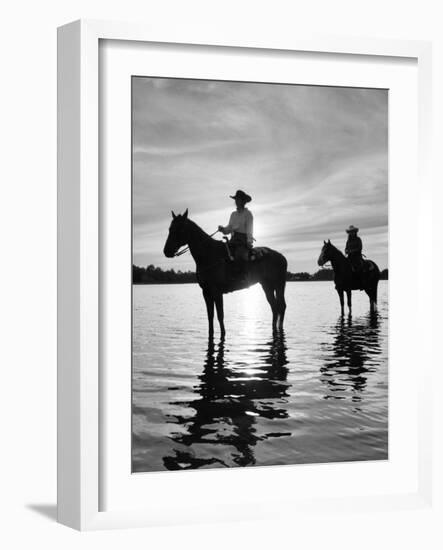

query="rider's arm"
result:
[218,212,234,235]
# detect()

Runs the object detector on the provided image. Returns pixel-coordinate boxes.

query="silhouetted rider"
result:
[218,190,254,280]
[218,189,253,259]
[345,225,363,273]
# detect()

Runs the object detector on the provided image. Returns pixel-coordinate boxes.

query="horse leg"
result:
[262,283,278,329]
[214,292,225,339]
[275,282,286,329]
[370,284,378,312]
[365,282,378,312]
[373,283,378,308]
[346,290,352,316]
[202,288,215,338]
[337,289,344,316]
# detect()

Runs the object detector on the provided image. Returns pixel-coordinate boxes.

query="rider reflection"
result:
[320,312,381,402]
[163,332,290,470]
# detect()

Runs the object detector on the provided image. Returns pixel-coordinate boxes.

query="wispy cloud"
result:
[133,78,388,273]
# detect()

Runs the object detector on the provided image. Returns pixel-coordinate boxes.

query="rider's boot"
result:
[232,260,247,284]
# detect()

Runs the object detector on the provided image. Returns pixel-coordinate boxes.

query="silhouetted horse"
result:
[163,209,287,336]
[317,240,380,315]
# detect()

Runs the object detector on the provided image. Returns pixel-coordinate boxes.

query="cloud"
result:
[132,77,388,273]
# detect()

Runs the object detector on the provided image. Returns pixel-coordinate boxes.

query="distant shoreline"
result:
[133,279,388,286]
[133,264,388,285]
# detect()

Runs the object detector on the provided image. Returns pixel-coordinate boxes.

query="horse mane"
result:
[328,242,346,259]
[185,217,216,241]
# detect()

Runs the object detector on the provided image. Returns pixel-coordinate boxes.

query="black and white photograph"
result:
[131,76,388,473]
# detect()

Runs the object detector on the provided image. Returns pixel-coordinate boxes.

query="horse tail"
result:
[280,252,288,275]
[365,259,380,278]
[369,261,380,306]
[280,253,288,273]
[275,257,287,326]
[373,262,380,281]
[278,253,288,288]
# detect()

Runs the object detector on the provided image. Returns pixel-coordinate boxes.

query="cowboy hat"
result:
[230,189,252,203]
[346,225,359,233]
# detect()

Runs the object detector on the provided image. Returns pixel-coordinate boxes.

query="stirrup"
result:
[222,236,234,261]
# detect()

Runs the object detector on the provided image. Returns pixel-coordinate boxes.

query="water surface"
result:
[132,281,388,472]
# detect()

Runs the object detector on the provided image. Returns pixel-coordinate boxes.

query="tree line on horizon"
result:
[133,264,388,284]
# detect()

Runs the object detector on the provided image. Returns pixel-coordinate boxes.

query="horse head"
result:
[163,209,190,257]
[317,239,333,266]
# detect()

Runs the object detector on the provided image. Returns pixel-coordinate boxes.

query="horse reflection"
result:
[163,332,290,470]
[320,312,381,402]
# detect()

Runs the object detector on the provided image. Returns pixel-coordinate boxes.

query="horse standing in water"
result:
[317,240,380,315]
[163,209,287,337]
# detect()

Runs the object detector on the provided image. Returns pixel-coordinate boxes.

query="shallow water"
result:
[132,281,388,472]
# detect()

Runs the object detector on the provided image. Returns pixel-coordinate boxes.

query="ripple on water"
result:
[132,281,388,472]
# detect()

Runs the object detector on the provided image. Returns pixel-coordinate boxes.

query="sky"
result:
[132,77,388,274]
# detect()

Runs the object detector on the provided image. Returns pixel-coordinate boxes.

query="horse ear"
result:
[328,239,331,244]
[171,210,177,219]
[323,240,326,244]
[183,208,188,219]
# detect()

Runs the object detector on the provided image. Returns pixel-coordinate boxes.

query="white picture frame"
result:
[57,19,433,531]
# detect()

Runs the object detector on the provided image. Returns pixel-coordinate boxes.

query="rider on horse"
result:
[218,190,254,278]
[345,225,364,275]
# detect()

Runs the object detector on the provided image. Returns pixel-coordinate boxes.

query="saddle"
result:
[221,239,272,292]
[250,246,272,261]
[352,259,376,290]
[222,237,271,262]
[361,259,376,272]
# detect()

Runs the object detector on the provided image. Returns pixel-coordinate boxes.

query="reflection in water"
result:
[132,283,389,471]
[320,312,381,402]
[163,331,290,470]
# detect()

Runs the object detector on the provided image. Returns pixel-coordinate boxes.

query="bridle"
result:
[173,229,220,257]
[318,246,331,268]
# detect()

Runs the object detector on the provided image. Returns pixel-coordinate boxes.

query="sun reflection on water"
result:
[132,281,389,472]
[237,284,265,337]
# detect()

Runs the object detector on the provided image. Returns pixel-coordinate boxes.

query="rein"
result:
[174,229,220,257]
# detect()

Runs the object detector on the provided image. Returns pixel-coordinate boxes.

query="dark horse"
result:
[317,240,380,315]
[163,209,287,337]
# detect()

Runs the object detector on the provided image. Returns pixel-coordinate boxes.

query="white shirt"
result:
[221,207,254,246]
